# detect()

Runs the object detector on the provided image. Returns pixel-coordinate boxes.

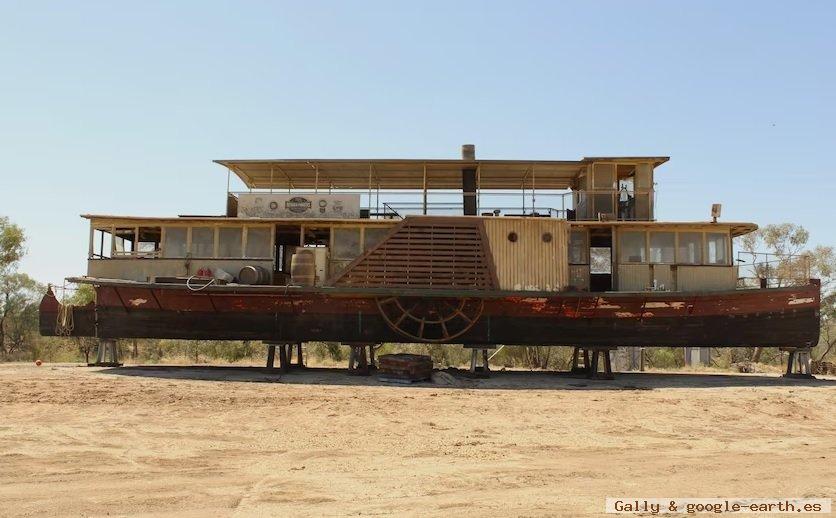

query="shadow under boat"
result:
[96,364,836,390]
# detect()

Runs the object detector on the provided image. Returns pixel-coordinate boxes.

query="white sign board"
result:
[237,193,362,219]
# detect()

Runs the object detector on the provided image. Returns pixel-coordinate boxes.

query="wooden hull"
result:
[39,280,821,348]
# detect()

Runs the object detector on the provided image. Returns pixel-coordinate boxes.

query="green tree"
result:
[0,272,41,358]
[738,224,834,363]
[0,217,26,272]
[66,284,97,363]
[738,223,812,287]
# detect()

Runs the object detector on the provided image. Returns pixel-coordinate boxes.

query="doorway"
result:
[589,231,613,292]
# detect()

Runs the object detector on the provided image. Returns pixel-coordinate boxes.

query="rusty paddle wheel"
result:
[376,296,484,342]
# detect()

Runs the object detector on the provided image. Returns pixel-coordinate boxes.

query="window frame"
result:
[619,230,647,264]
[705,231,731,266]
[649,231,676,264]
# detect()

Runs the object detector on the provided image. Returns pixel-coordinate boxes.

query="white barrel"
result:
[290,250,316,286]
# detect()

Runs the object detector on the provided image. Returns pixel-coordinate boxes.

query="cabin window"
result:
[92,229,112,258]
[619,231,646,263]
[191,227,215,257]
[136,227,161,257]
[677,232,703,264]
[245,227,272,258]
[113,228,135,256]
[218,227,243,257]
[162,227,187,258]
[706,232,729,265]
[568,230,588,264]
[333,228,362,259]
[649,232,675,263]
[331,227,362,277]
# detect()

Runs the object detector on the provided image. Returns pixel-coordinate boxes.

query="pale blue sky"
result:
[1,1,833,284]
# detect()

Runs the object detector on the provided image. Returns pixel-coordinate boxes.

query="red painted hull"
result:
[40,281,821,347]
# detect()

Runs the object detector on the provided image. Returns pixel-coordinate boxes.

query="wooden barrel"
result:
[238,265,271,285]
[290,250,316,286]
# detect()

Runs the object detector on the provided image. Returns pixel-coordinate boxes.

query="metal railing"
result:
[736,251,812,288]
[228,189,656,221]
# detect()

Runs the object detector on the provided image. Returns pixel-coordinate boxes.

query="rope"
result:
[186,275,215,292]
[55,303,75,336]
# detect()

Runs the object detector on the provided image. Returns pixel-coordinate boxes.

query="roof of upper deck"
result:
[215,156,669,190]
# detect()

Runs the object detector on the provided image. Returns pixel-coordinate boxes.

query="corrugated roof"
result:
[215,157,669,190]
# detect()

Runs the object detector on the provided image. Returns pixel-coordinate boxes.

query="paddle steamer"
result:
[39,146,820,374]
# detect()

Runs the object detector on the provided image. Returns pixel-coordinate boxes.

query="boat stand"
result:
[571,347,615,380]
[781,347,815,379]
[265,342,304,372]
[570,347,591,375]
[89,338,122,367]
[465,345,493,377]
[346,342,377,376]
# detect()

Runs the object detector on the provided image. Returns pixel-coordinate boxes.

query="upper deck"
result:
[218,148,669,221]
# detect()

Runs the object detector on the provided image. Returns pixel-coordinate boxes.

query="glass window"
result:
[162,227,187,258]
[677,232,703,264]
[93,229,112,258]
[113,228,134,255]
[245,227,271,258]
[137,227,161,256]
[568,230,588,264]
[649,232,675,263]
[333,227,362,260]
[218,227,243,257]
[619,231,646,263]
[706,232,729,265]
[191,227,214,257]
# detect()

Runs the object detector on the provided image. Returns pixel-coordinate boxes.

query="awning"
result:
[216,157,669,190]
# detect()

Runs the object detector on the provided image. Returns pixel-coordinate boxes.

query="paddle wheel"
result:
[376,296,484,342]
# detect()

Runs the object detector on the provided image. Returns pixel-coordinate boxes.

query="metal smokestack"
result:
[461,144,476,161]
[461,144,477,215]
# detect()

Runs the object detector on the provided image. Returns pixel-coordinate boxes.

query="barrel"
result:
[290,250,316,286]
[238,265,271,285]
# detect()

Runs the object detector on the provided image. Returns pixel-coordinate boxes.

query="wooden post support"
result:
[279,344,289,372]
[781,347,815,379]
[266,344,276,369]
[296,342,304,367]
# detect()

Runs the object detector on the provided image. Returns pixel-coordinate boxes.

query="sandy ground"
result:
[1,363,835,517]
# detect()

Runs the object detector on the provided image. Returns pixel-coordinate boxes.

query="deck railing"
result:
[736,251,812,288]
[229,189,656,221]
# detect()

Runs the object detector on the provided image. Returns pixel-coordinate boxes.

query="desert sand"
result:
[1,363,835,517]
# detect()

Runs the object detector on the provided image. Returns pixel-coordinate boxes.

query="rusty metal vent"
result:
[332,217,497,290]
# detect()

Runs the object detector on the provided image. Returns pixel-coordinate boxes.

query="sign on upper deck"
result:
[237,193,361,219]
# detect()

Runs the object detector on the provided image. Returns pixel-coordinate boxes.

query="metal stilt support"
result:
[570,347,590,374]
[571,347,615,380]
[781,347,815,379]
[266,342,304,372]
[465,345,493,377]
[89,339,122,367]
[346,343,377,376]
